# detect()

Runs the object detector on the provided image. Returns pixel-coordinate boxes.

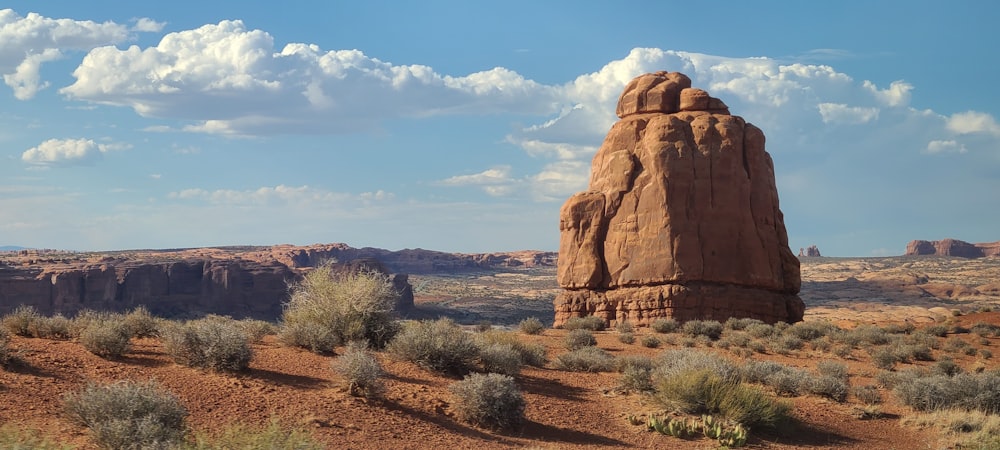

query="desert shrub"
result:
[891,342,935,363]
[652,368,791,429]
[785,321,837,341]
[871,347,899,370]
[740,360,789,385]
[0,329,13,368]
[746,323,775,338]
[332,341,385,398]
[388,318,479,375]
[853,385,882,405]
[894,372,1000,414]
[900,409,1000,450]
[279,263,400,352]
[681,320,724,340]
[932,358,963,377]
[122,306,161,338]
[517,317,545,335]
[614,320,634,334]
[724,317,765,331]
[615,354,655,373]
[30,314,73,339]
[561,316,606,331]
[186,419,322,450]
[63,380,187,450]
[641,336,661,348]
[717,331,751,350]
[69,310,121,337]
[981,349,993,360]
[0,424,70,450]
[554,347,615,372]
[449,373,525,430]
[619,363,654,392]
[237,319,276,343]
[79,319,132,358]
[882,322,916,335]
[808,375,849,402]
[811,336,832,352]
[971,322,1000,338]
[618,332,636,344]
[749,340,768,353]
[475,320,493,332]
[816,360,849,380]
[2,305,41,337]
[654,348,740,383]
[475,330,547,367]
[565,329,597,350]
[769,334,804,354]
[160,318,253,372]
[925,324,950,337]
[651,318,679,334]
[479,343,523,376]
[833,325,890,347]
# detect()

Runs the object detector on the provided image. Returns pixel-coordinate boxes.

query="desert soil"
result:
[3,255,1000,449]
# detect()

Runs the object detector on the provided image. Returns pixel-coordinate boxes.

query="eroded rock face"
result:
[905,239,1000,258]
[555,71,803,327]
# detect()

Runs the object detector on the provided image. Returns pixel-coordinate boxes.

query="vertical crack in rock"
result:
[555,71,803,327]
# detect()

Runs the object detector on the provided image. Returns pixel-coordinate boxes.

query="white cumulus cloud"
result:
[925,140,968,154]
[439,166,517,196]
[817,103,880,124]
[946,111,1000,137]
[21,138,128,166]
[0,9,158,99]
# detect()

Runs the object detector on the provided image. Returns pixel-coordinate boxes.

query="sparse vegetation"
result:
[0,424,70,450]
[618,331,636,344]
[0,328,14,368]
[479,342,523,376]
[560,316,606,331]
[186,419,323,450]
[2,305,42,337]
[565,328,597,350]
[332,341,385,398]
[387,318,479,375]
[517,317,545,335]
[475,329,547,367]
[894,371,1000,414]
[279,262,400,352]
[651,318,679,334]
[160,317,253,372]
[63,380,188,450]
[681,320,724,340]
[554,346,615,372]
[449,373,525,430]
[641,335,661,348]
[79,318,132,358]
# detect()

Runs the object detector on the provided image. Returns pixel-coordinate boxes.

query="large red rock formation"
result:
[905,239,1000,258]
[555,71,803,327]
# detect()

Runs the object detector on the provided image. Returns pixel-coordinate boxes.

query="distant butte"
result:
[905,239,1000,258]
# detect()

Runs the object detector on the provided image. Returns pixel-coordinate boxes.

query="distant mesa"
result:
[905,239,1000,258]
[0,245,27,252]
[554,71,803,327]
[798,245,822,257]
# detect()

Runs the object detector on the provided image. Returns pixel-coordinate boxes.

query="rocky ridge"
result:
[905,238,1000,258]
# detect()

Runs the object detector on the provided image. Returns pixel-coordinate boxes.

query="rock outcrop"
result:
[555,71,803,327]
[905,239,1000,258]
[798,245,822,257]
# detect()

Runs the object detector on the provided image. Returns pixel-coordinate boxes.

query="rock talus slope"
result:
[555,71,803,326]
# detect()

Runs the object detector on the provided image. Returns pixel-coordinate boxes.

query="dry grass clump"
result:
[0,424,70,450]
[186,419,323,450]
[784,320,837,342]
[121,306,161,338]
[618,332,636,344]
[652,368,791,429]
[449,373,525,430]
[332,341,385,398]
[387,318,479,375]
[63,380,188,450]
[641,336,661,348]
[517,317,545,335]
[479,343,523,376]
[474,329,547,368]
[901,409,1000,449]
[2,305,43,337]
[560,316,606,331]
[554,346,615,372]
[0,328,16,368]
[279,263,400,353]
[160,317,253,372]
[681,320,724,340]
[894,371,1000,414]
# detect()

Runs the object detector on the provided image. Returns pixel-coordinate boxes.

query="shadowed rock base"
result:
[555,283,805,325]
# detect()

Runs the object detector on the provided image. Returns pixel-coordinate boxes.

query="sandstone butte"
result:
[905,238,1000,258]
[555,71,804,327]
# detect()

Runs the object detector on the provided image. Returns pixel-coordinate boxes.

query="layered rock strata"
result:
[905,239,1000,258]
[555,71,803,327]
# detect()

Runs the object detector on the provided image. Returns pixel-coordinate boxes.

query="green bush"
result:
[871,347,898,370]
[816,360,849,380]
[681,320,724,340]
[833,325,891,347]
[614,320,634,334]
[853,385,882,405]
[449,373,525,430]
[387,318,479,375]
[186,420,323,450]
[614,354,655,373]
[160,318,253,372]
[63,380,188,450]
[332,341,385,398]
[79,319,132,358]
[768,334,804,354]
[279,263,400,352]
[932,358,963,377]
[785,321,837,341]
[619,363,654,393]
[554,347,615,372]
[517,317,545,335]
[237,319,276,343]
[565,329,597,350]
[122,306,161,338]
[724,317,765,331]
[479,343,523,376]
[651,318,679,334]
[807,375,849,402]
[925,324,950,337]
[561,316,606,331]
[618,332,636,344]
[652,368,791,429]
[654,348,740,383]
[745,323,776,338]
[30,314,73,339]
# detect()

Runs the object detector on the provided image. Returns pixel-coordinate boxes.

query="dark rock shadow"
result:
[247,368,328,389]
[754,419,860,448]
[518,374,588,402]
[380,399,520,446]
[519,420,631,447]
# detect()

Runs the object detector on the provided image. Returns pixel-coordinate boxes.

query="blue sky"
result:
[1,1,998,256]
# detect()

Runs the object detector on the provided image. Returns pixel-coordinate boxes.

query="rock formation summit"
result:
[555,71,804,327]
